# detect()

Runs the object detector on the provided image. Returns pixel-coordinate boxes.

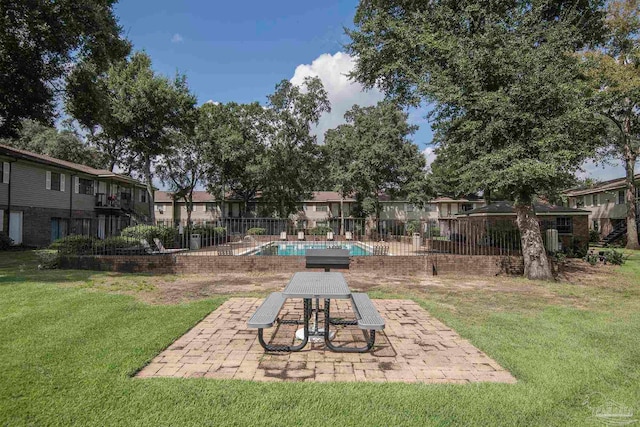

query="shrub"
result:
[191,225,226,236]
[589,229,600,243]
[603,249,625,265]
[35,249,60,269]
[246,227,266,235]
[95,236,142,254]
[0,232,13,250]
[406,221,421,235]
[120,225,178,248]
[50,235,95,254]
[583,251,599,265]
[308,225,333,235]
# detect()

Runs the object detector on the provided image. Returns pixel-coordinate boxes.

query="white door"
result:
[9,211,23,245]
[97,215,106,239]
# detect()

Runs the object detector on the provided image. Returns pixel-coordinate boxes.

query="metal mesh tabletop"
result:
[283,272,351,299]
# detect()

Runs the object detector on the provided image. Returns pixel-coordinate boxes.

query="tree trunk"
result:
[515,202,554,280]
[623,147,639,249]
[340,197,345,236]
[144,155,155,224]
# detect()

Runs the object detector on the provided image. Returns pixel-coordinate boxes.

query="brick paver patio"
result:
[136,298,516,383]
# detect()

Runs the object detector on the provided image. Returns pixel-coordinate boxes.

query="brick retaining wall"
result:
[60,253,524,276]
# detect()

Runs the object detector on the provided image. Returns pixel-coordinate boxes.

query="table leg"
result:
[323,298,376,353]
[258,298,311,352]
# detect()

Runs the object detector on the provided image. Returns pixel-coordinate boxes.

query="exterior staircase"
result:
[602,216,640,246]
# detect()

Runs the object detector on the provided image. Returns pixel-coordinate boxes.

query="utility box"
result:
[190,233,201,250]
[412,233,421,248]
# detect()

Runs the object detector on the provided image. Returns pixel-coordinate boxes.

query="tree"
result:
[260,77,331,218]
[348,0,607,280]
[583,0,640,249]
[0,120,107,169]
[324,101,428,229]
[71,52,197,222]
[156,126,206,228]
[0,0,130,137]
[201,102,268,216]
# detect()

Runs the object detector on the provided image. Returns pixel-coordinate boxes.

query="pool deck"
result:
[179,239,430,256]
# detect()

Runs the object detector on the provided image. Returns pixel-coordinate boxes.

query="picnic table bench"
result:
[247,270,384,353]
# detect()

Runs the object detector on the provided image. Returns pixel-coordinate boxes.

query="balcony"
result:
[95,193,133,212]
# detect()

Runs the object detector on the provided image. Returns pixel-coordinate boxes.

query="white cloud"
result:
[290,52,384,143]
[204,99,219,105]
[422,146,437,170]
[171,33,184,43]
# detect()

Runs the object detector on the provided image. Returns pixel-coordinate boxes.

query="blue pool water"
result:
[255,243,371,256]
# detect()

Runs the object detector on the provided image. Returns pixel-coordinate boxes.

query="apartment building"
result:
[563,174,640,238]
[154,190,486,235]
[0,144,149,247]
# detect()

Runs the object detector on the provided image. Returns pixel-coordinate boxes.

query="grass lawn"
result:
[1,250,639,426]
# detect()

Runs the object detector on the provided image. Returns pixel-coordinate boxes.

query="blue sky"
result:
[114,0,628,182]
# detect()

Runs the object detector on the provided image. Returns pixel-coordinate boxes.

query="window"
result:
[48,172,63,191]
[78,178,94,195]
[461,203,474,212]
[556,217,573,234]
[618,190,625,205]
[593,194,599,207]
[206,203,216,212]
[576,196,584,208]
[74,218,92,236]
[1,161,9,184]
[139,189,147,203]
[405,203,415,212]
[50,218,69,241]
[316,204,328,212]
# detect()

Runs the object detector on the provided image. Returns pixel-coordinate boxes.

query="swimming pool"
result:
[254,242,372,256]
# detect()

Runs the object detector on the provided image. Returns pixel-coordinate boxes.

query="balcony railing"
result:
[95,193,132,210]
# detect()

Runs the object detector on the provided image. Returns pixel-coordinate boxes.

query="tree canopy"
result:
[259,77,331,218]
[0,120,107,169]
[324,101,428,220]
[347,0,607,279]
[0,0,130,137]
[583,0,640,248]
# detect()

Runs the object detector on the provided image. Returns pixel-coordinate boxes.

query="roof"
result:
[0,143,145,186]
[155,190,219,203]
[459,200,590,216]
[155,190,358,204]
[308,191,356,202]
[563,173,640,197]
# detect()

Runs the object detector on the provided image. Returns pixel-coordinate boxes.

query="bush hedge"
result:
[120,225,178,248]
[0,232,13,250]
[50,235,95,254]
[246,227,266,235]
[308,226,333,236]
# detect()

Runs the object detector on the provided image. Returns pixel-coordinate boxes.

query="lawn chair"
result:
[153,238,188,253]
[298,231,305,241]
[345,231,353,241]
[327,231,334,241]
[280,231,287,241]
[217,245,234,256]
[373,245,389,256]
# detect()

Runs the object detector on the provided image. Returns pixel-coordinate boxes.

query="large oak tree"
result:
[0,0,129,137]
[584,0,640,249]
[348,0,607,280]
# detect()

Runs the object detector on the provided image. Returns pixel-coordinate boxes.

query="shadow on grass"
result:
[0,250,166,286]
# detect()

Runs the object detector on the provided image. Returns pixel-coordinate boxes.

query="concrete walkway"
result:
[137,298,516,383]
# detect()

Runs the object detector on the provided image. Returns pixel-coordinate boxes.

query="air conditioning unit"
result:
[545,229,559,252]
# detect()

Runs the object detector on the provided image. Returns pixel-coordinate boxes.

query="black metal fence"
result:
[50,217,528,257]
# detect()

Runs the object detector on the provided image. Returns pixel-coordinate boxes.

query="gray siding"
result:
[0,182,7,205]
[10,162,71,209]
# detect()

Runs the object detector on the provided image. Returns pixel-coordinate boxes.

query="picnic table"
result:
[248,271,384,353]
